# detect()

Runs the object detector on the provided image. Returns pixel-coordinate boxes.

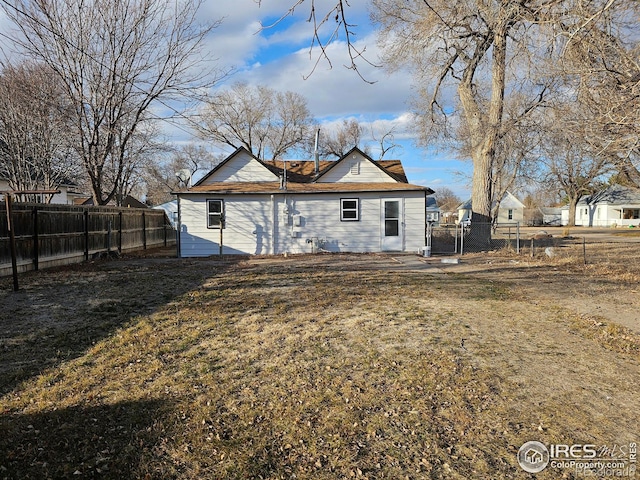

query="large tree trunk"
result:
[459,26,508,247]
[567,195,579,227]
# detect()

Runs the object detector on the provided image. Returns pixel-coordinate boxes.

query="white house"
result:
[570,184,640,227]
[152,200,178,228]
[426,195,440,225]
[0,177,84,204]
[174,147,432,256]
[457,191,525,224]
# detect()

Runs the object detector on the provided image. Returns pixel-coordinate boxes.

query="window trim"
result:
[340,198,360,222]
[207,198,225,229]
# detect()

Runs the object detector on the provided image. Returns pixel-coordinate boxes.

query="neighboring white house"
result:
[457,191,525,224]
[426,195,440,225]
[174,146,432,256]
[153,200,178,228]
[540,207,562,226]
[0,177,84,204]
[567,184,640,227]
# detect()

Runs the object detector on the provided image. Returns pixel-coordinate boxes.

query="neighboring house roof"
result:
[500,191,525,209]
[77,195,148,208]
[457,191,524,210]
[540,207,562,215]
[457,198,472,211]
[578,184,640,206]
[426,196,439,209]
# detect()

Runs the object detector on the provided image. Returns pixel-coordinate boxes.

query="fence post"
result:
[33,206,39,271]
[142,211,147,250]
[118,211,123,253]
[163,215,167,247]
[5,194,19,291]
[583,237,587,265]
[107,219,112,252]
[84,209,89,261]
[516,222,520,254]
[460,224,464,255]
[530,238,535,257]
[454,223,458,254]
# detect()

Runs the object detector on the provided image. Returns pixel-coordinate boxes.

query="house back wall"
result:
[178,191,426,256]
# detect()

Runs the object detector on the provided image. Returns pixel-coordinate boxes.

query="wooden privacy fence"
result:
[0,202,175,277]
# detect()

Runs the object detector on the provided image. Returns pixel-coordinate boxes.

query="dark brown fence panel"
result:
[0,202,175,277]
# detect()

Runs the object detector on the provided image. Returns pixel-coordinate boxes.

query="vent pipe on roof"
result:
[314,128,320,174]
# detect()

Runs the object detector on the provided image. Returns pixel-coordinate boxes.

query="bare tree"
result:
[271,1,626,242]
[2,0,223,205]
[539,105,614,226]
[318,119,366,159]
[144,143,220,206]
[0,61,78,202]
[196,83,315,161]
[371,127,401,160]
[257,0,378,82]
[371,0,584,240]
[432,187,461,215]
[558,1,640,184]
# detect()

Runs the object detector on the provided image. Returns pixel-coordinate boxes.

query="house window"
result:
[623,209,640,220]
[508,209,513,220]
[341,198,359,221]
[207,199,224,228]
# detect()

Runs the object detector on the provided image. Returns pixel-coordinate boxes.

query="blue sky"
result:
[0,0,472,199]
[191,0,473,198]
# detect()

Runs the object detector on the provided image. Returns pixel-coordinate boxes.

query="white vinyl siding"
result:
[199,150,278,184]
[178,191,426,256]
[317,152,397,183]
[180,195,274,256]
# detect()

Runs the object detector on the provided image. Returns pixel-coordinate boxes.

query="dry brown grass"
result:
[1,249,639,479]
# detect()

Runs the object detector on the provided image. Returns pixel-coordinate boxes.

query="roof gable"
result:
[195,147,279,185]
[315,147,401,184]
[457,191,524,210]
[500,191,525,209]
[583,184,640,205]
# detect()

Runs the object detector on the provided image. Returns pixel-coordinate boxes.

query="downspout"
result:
[271,194,276,255]
[176,195,182,258]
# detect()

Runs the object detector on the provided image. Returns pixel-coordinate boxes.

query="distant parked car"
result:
[460,218,471,227]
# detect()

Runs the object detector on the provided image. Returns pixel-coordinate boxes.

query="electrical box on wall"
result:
[292,214,302,227]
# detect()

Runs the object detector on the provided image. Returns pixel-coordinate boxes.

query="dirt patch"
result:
[1,247,638,479]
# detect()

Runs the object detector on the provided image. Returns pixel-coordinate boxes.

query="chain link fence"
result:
[427,223,640,263]
[428,223,521,255]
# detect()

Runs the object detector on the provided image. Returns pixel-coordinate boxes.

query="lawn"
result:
[1,248,638,479]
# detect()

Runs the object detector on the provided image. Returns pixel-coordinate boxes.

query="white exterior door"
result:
[381,199,403,251]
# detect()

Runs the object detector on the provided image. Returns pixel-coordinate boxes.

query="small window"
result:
[341,198,359,221]
[508,209,513,220]
[207,199,224,228]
